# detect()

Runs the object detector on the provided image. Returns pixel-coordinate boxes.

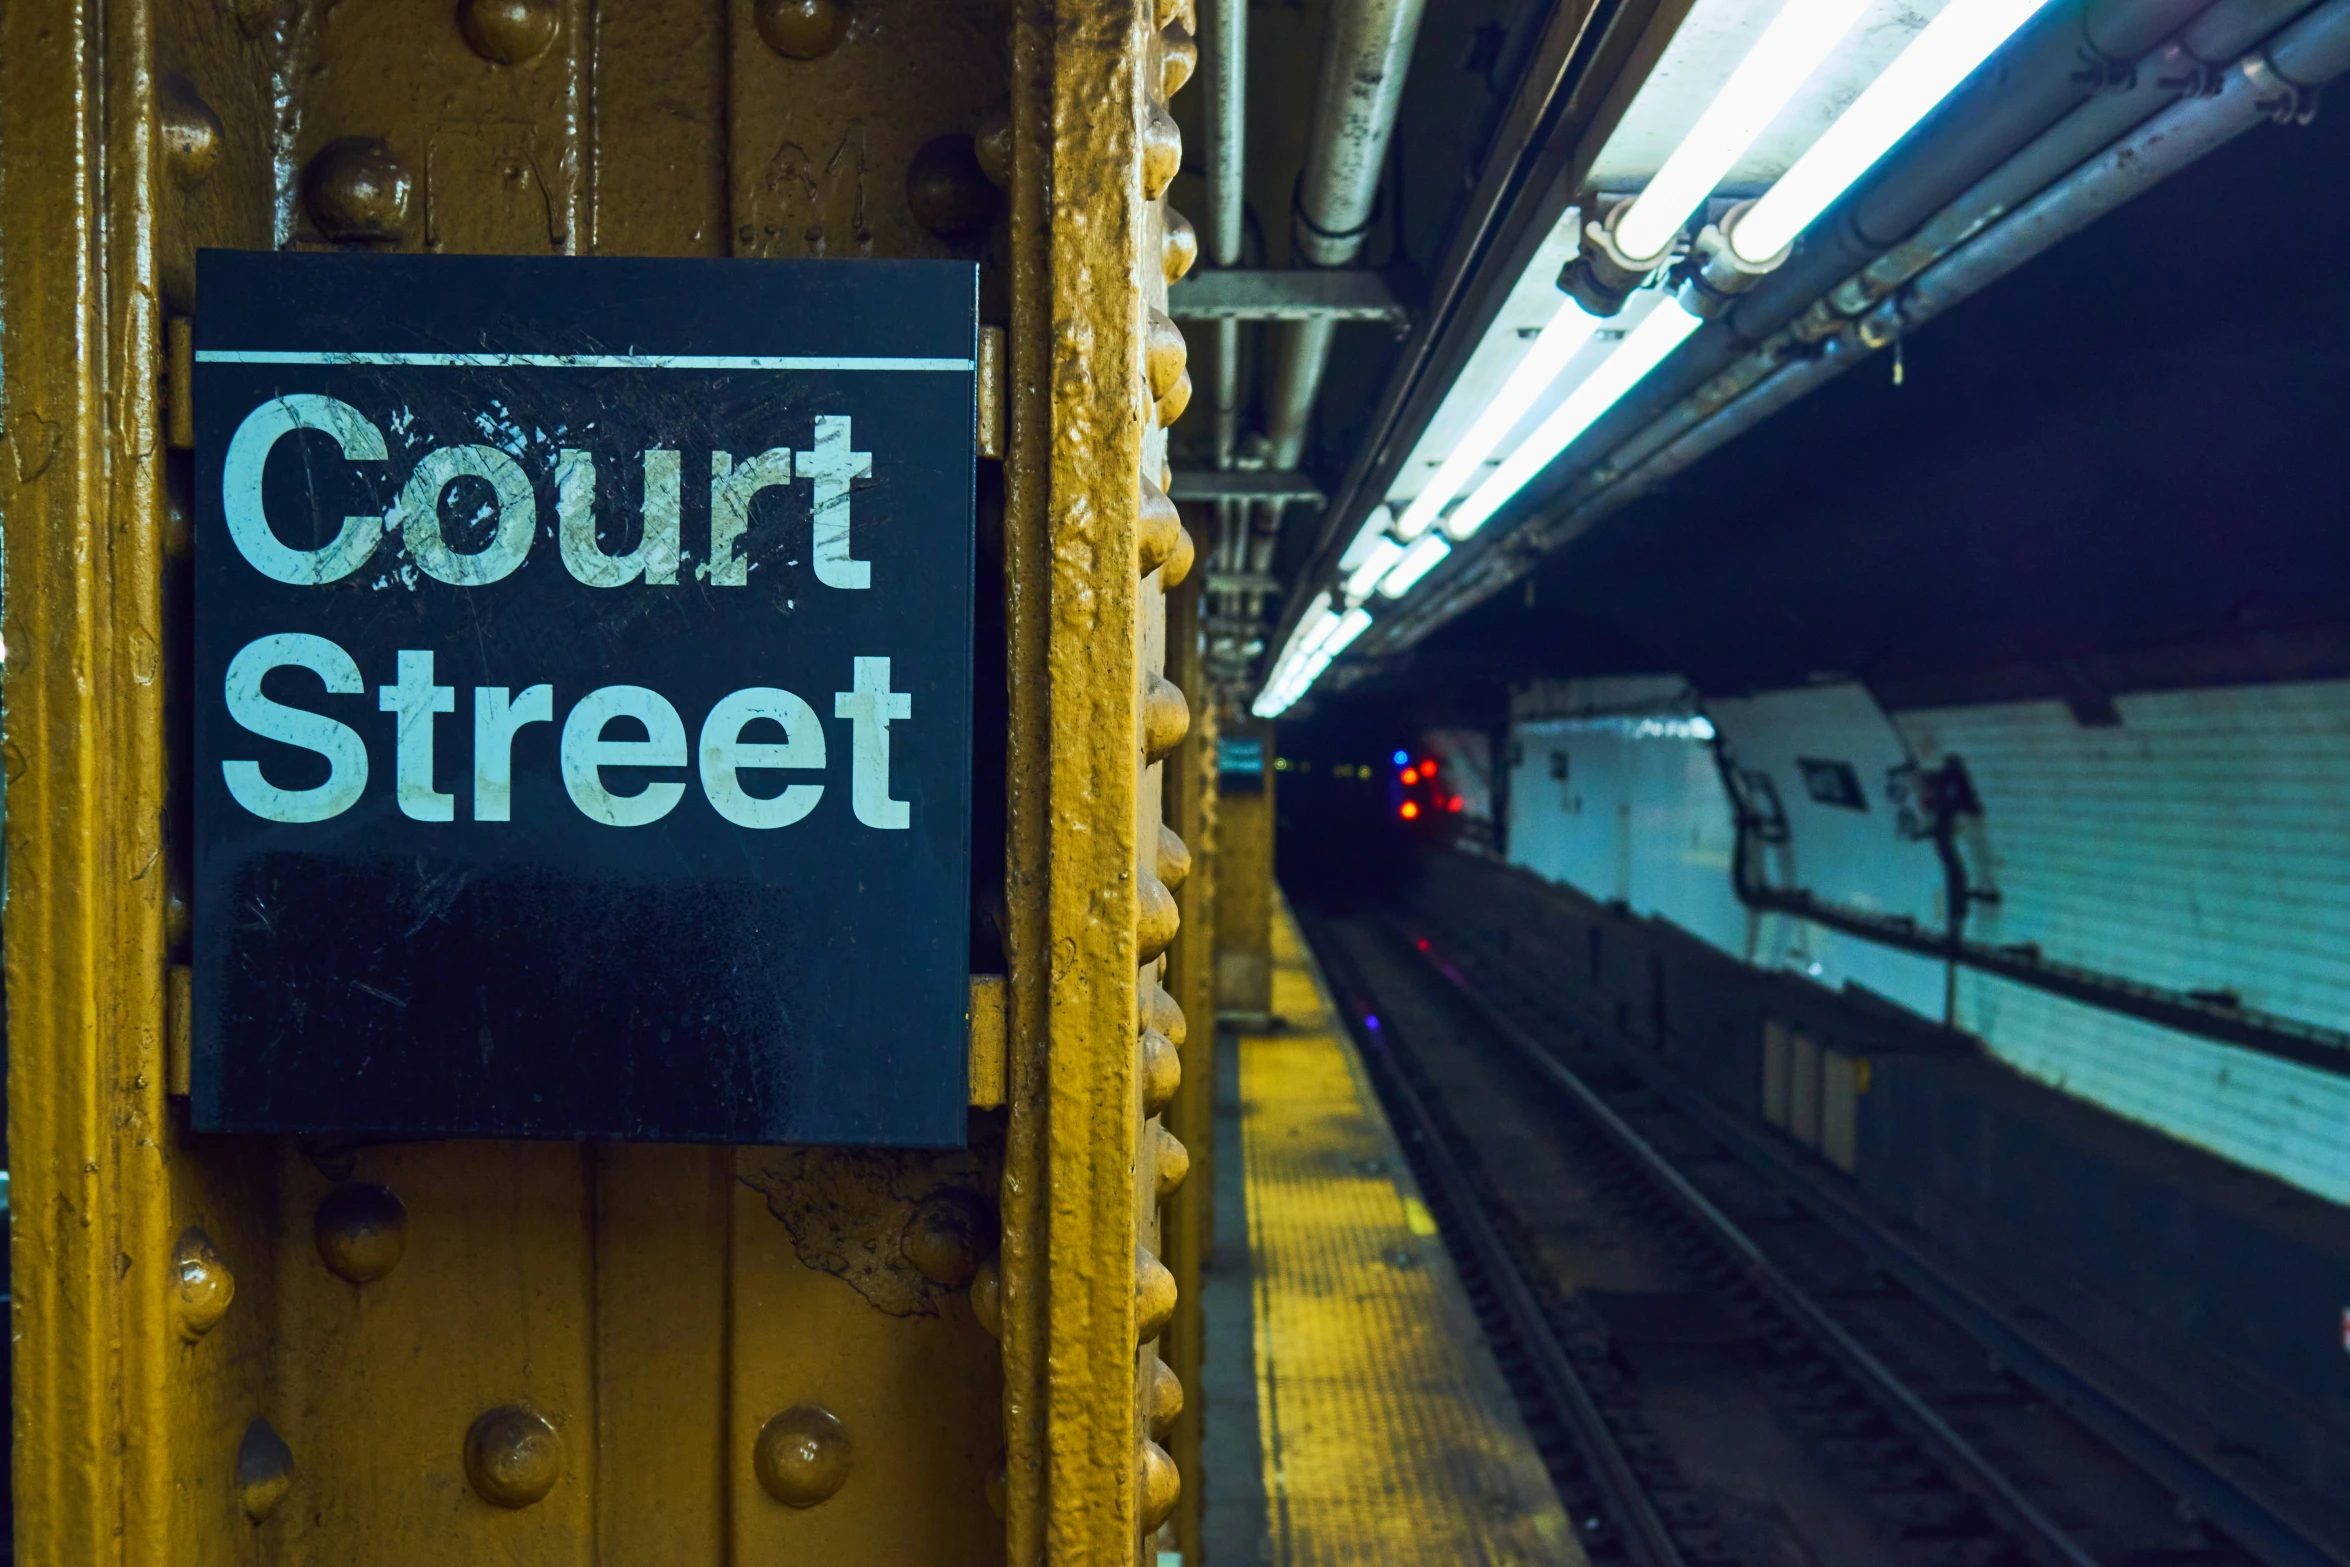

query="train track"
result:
[1296,905,2338,1567]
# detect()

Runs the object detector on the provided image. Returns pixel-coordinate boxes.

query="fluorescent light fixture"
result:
[1732,0,2052,262]
[1344,536,1406,600]
[1393,303,1602,542]
[1324,607,1373,655]
[1611,0,1877,263]
[1377,533,1452,598]
[1442,299,1701,542]
[1336,506,1396,571]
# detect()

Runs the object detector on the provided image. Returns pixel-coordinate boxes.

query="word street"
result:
[225,638,912,830]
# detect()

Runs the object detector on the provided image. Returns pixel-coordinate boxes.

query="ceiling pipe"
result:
[1243,0,1428,672]
[1365,0,2350,659]
[1208,0,1248,471]
[1261,0,1429,473]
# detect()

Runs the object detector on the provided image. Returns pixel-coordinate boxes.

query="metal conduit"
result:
[1372,0,2350,667]
[1206,0,1249,670]
[1244,0,1427,649]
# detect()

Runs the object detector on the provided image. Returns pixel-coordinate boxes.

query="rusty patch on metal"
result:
[741,1127,1001,1316]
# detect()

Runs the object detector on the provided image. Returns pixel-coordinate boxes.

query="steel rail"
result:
[1304,920,1691,1567]
[1391,928,2107,1567]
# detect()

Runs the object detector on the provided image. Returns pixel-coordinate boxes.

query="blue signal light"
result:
[1391,749,1408,766]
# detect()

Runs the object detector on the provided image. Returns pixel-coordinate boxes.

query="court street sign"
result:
[192,251,976,1145]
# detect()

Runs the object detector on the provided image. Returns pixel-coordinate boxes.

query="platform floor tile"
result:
[1228,901,1582,1565]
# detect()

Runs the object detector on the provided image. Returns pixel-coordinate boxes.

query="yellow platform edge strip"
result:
[1234,896,1583,1567]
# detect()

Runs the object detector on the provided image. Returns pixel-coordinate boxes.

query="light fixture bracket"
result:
[1558,197,1677,318]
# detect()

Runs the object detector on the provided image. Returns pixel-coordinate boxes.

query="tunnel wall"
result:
[1502,676,2350,1204]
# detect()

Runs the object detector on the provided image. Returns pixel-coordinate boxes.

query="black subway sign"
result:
[192,252,976,1145]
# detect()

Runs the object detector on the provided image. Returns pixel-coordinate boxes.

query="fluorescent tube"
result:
[1612,0,1877,263]
[1393,303,1601,542]
[1324,607,1373,655]
[1442,299,1701,543]
[1377,533,1452,598]
[1345,537,1406,600]
[1732,0,2052,262]
[1336,506,1396,571]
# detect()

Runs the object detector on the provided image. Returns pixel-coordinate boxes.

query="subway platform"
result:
[1196,899,1579,1565]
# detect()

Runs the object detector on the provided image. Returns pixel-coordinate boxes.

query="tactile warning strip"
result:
[1238,898,1582,1566]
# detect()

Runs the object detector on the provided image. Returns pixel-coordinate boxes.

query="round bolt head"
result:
[1141,107,1181,201]
[1148,1356,1184,1439]
[971,1254,1004,1339]
[1146,982,1186,1049]
[302,138,411,245]
[1154,1125,1190,1203]
[173,1227,236,1342]
[906,134,1001,241]
[1139,1027,1181,1118]
[1156,821,1191,892]
[236,1418,295,1522]
[1161,207,1198,285]
[1142,673,1191,764]
[313,1182,408,1284]
[1135,1245,1178,1343]
[1136,876,1180,965]
[1156,365,1194,428]
[974,106,1013,191]
[1162,521,1196,590]
[459,0,560,64]
[755,1404,853,1507]
[754,0,848,59]
[1138,1438,1181,1532]
[901,1187,991,1289]
[158,76,223,182]
[1161,21,1197,97]
[1138,473,1183,577]
[465,1403,563,1508]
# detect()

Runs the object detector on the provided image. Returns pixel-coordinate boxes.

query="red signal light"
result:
[1447,796,1463,813]
[1420,758,1438,774]
[1399,800,1420,820]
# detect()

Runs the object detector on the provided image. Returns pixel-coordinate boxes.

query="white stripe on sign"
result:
[194,350,975,372]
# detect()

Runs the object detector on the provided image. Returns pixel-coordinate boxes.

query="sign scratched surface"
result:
[192,251,977,1145]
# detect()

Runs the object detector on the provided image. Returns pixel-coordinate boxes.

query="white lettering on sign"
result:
[221,636,911,830]
[222,400,874,590]
[223,396,388,585]
[799,416,873,590]
[558,449,681,588]
[835,656,911,830]
[700,688,826,829]
[708,448,796,587]
[222,633,372,820]
[378,650,457,821]
[474,685,554,821]
[563,685,691,827]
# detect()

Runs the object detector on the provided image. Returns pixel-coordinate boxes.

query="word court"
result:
[191,251,978,1147]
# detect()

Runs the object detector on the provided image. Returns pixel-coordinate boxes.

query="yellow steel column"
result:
[1001,0,1203,1559]
[1215,717,1277,1022]
[1,0,179,1557]
[1159,567,1219,1564]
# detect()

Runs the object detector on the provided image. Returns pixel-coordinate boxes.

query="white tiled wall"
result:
[1504,675,2350,1205]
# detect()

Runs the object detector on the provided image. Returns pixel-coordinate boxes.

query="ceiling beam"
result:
[1168,469,1325,505]
[1165,269,1412,324]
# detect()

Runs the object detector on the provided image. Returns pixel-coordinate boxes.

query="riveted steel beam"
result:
[1165,267,1412,323]
[1170,469,1326,504]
